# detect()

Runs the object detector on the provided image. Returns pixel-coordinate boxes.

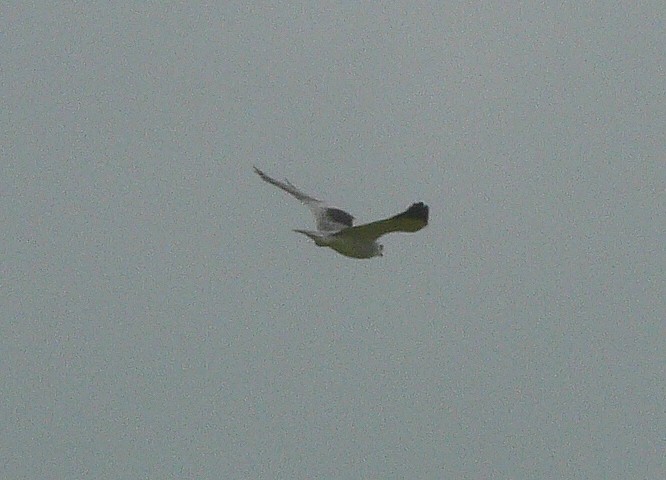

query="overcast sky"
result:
[2,3,664,479]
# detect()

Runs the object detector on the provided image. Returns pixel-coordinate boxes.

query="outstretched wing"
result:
[254,166,354,232]
[332,202,429,242]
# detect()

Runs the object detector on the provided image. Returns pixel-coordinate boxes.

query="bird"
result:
[254,166,429,259]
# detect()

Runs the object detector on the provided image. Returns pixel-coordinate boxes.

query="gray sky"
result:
[3,3,664,478]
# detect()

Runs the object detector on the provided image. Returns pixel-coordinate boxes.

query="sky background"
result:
[2,2,664,479]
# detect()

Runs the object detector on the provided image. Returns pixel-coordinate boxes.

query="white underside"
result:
[294,230,381,259]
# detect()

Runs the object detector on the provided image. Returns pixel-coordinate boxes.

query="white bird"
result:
[254,167,429,259]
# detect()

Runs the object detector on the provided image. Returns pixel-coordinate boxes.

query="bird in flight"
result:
[254,166,429,259]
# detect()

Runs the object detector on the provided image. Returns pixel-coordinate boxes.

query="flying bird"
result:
[254,166,428,259]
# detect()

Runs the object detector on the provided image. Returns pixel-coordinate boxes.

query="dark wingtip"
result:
[404,202,429,224]
[254,166,272,183]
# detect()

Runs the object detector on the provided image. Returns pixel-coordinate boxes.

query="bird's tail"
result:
[293,229,326,246]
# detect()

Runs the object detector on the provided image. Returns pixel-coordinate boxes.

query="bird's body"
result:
[254,167,428,259]
[292,229,382,259]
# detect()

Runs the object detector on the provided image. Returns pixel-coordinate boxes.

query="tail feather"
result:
[293,229,327,246]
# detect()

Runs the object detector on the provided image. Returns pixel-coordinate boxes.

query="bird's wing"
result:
[332,202,429,242]
[254,166,354,232]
